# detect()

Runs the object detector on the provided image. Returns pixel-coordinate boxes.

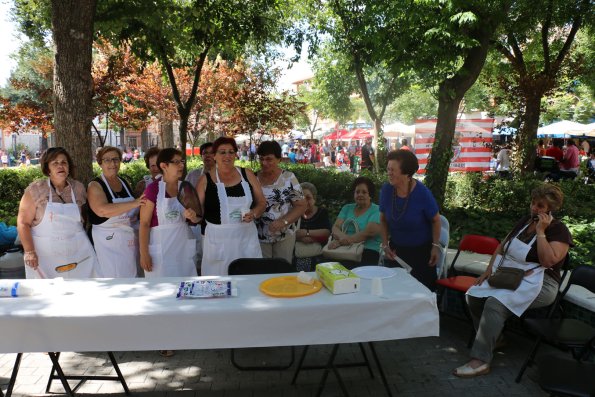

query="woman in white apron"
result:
[134,147,161,197]
[139,148,199,278]
[17,147,97,279]
[197,137,266,276]
[88,146,146,278]
[453,184,572,378]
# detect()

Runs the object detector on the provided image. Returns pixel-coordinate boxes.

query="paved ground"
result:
[1,315,557,397]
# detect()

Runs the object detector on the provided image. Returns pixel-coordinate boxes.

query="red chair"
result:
[436,234,500,344]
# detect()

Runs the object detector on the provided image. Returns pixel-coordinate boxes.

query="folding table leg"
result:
[45,352,61,393]
[1,353,23,397]
[107,352,130,395]
[47,353,75,397]
[368,342,393,397]
[358,343,374,379]
[315,344,349,397]
[291,345,310,385]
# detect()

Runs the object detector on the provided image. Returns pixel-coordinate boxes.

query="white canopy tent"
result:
[537,120,590,137]
[383,122,415,138]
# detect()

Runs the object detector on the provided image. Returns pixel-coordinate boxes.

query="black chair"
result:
[515,264,595,383]
[227,257,296,371]
[537,336,595,397]
[228,257,295,275]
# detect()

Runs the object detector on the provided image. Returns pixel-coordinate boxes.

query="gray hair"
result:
[300,182,317,199]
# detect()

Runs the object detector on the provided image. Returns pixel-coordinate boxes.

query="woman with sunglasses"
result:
[197,137,266,275]
[139,148,199,278]
[88,146,146,278]
[17,147,98,278]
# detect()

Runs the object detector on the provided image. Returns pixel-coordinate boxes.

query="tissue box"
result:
[316,262,360,294]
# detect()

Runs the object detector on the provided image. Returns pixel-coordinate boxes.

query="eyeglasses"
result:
[102,157,121,164]
[217,150,236,156]
[168,159,186,165]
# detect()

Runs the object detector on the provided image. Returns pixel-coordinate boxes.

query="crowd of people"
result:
[15,139,574,372]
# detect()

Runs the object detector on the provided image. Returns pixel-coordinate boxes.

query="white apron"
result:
[202,167,262,276]
[92,174,138,278]
[145,180,196,278]
[467,224,545,317]
[26,180,97,279]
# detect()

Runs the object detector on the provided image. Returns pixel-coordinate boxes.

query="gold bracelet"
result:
[537,234,546,238]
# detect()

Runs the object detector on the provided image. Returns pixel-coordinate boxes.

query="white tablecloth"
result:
[0,269,439,353]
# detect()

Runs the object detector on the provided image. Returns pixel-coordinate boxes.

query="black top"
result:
[204,168,255,227]
[299,207,332,232]
[506,215,573,283]
[88,176,134,225]
[361,144,374,168]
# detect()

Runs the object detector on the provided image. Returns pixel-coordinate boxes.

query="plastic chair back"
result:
[228,257,295,275]
[436,215,450,278]
[458,234,500,255]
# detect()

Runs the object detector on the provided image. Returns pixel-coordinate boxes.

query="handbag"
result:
[488,264,541,290]
[321,219,365,262]
[294,241,323,258]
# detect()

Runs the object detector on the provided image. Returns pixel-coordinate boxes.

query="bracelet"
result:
[431,243,441,248]
[24,250,36,255]
[537,234,546,238]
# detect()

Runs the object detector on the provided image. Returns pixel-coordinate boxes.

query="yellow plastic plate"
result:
[259,276,323,298]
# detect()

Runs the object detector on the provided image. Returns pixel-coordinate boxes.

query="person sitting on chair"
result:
[453,184,572,378]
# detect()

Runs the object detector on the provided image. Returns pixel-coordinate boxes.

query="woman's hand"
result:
[135,194,147,208]
[535,212,553,235]
[428,245,440,267]
[24,250,39,270]
[339,237,352,246]
[183,208,200,223]
[474,271,490,286]
[328,240,341,250]
[140,253,153,272]
[269,219,286,234]
[242,211,255,223]
[382,244,396,261]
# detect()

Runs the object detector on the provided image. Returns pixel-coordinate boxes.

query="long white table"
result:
[1,269,439,353]
[0,269,439,396]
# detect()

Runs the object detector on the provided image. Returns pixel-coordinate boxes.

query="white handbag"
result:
[321,219,364,262]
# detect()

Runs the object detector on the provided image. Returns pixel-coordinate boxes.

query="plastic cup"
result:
[371,277,383,296]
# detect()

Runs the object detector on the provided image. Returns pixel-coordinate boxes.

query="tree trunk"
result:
[160,116,174,148]
[140,128,149,151]
[51,0,96,184]
[515,94,542,173]
[119,127,125,150]
[178,111,189,175]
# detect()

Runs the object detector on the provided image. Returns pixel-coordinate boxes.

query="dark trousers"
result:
[386,241,436,291]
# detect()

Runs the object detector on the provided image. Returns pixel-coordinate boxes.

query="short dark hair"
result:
[157,148,183,172]
[144,147,160,169]
[386,149,419,177]
[96,146,122,164]
[212,137,238,154]
[257,140,282,158]
[352,176,376,199]
[200,142,213,155]
[41,147,75,177]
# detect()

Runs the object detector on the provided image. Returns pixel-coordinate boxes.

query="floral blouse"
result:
[256,170,304,243]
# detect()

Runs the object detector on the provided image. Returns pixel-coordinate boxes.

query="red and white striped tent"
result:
[414,119,494,174]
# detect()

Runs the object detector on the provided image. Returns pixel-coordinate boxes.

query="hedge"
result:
[1,161,593,266]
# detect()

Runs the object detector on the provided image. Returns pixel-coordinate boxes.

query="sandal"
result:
[453,362,490,378]
[159,350,175,358]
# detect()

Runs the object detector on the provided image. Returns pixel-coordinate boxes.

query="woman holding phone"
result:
[453,184,572,378]
[17,147,98,279]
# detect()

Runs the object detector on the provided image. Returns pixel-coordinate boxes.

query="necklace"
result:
[50,181,67,204]
[391,179,413,222]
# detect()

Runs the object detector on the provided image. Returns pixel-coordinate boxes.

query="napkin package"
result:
[316,262,360,294]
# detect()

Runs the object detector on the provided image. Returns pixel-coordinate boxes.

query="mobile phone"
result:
[532,211,553,222]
